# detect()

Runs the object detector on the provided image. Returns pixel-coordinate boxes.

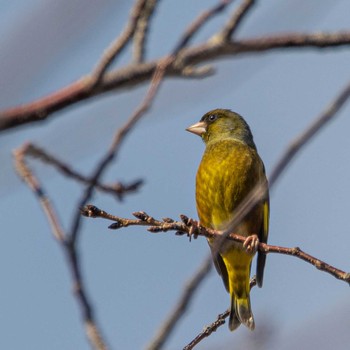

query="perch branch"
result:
[81,206,350,285]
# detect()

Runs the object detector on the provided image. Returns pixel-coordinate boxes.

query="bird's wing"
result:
[209,243,230,293]
[256,192,269,287]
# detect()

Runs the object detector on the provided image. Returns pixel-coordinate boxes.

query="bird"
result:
[186,109,269,331]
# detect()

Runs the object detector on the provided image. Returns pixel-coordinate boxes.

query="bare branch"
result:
[2,31,350,132]
[133,0,160,63]
[183,310,229,350]
[91,0,148,85]
[183,278,257,350]
[172,0,233,55]
[215,0,256,42]
[146,258,212,350]
[13,144,66,243]
[21,143,143,200]
[269,79,350,186]
[81,206,350,285]
[14,146,108,350]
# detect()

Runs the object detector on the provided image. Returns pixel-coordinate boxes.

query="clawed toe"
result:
[243,234,259,254]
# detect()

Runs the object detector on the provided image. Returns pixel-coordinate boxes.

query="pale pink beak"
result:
[186,121,207,136]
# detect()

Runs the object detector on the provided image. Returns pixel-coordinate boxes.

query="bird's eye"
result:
[208,114,217,122]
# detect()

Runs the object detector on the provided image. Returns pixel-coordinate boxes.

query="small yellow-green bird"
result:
[186,109,269,331]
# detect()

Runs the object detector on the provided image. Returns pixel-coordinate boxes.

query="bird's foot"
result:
[243,234,259,254]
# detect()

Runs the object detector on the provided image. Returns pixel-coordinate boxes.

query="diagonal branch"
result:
[183,278,258,350]
[133,0,160,63]
[145,258,212,350]
[13,147,108,350]
[215,0,256,42]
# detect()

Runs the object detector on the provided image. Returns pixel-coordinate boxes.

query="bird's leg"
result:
[243,234,259,254]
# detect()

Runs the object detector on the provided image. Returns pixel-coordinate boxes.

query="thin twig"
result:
[268,80,350,186]
[91,0,148,86]
[21,143,143,200]
[133,0,160,63]
[13,148,108,350]
[172,0,233,54]
[2,31,350,131]
[183,278,257,350]
[146,258,212,350]
[215,0,256,42]
[13,146,66,243]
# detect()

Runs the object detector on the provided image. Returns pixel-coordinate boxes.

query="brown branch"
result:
[69,57,170,246]
[183,310,229,350]
[146,258,212,350]
[91,0,148,85]
[215,0,256,42]
[13,147,108,350]
[2,31,350,132]
[133,0,159,63]
[268,79,350,186]
[20,143,143,200]
[81,206,350,285]
[183,278,257,350]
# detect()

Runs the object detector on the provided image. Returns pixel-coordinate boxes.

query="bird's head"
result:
[186,109,256,148]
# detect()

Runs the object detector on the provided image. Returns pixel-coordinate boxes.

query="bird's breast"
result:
[195,140,263,235]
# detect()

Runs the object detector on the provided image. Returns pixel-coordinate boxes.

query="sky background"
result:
[1,1,350,349]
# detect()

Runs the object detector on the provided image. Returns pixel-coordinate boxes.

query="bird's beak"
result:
[186,121,207,136]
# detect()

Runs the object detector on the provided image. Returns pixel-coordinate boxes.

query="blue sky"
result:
[1,1,350,349]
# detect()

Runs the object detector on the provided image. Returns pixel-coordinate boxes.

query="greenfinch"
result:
[186,109,269,331]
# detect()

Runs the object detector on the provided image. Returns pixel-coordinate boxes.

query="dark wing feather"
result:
[209,243,230,292]
[256,192,269,287]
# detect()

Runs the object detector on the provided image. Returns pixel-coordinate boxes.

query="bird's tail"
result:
[229,292,255,331]
[225,252,255,331]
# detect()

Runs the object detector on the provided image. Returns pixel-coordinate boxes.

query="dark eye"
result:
[208,114,217,122]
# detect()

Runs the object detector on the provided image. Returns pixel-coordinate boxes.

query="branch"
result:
[183,278,257,350]
[2,31,350,131]
[20,143,143,200]
[146,258,212,350]
[215,0,256,42]
[13,147,108,350]
[133,0,159,63]
[81,206,350,285]
[91,0,149,85]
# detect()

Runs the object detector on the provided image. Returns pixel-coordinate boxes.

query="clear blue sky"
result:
[1,1,350,349]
